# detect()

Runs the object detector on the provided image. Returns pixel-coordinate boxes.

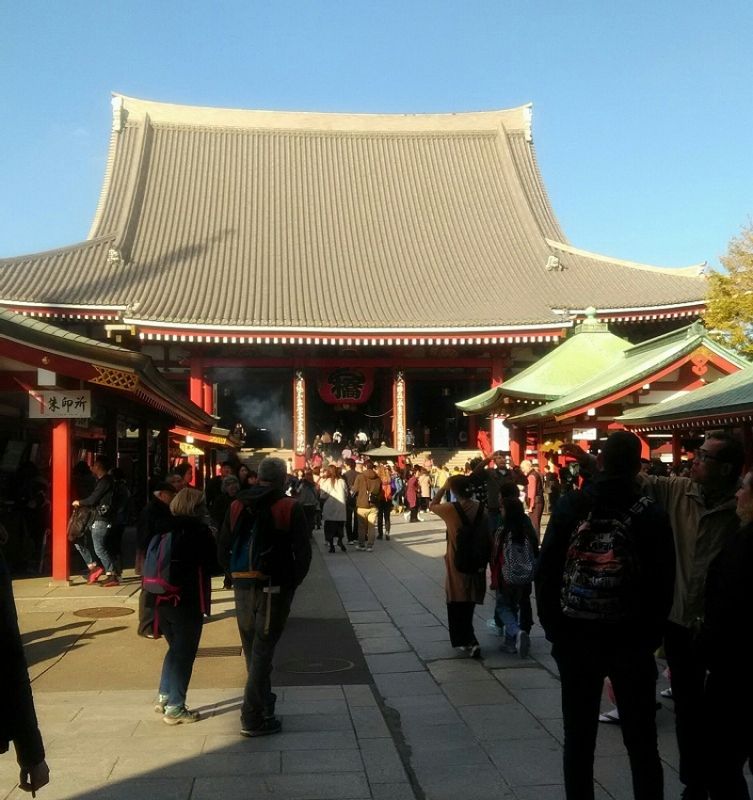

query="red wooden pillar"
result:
[537,424,547,471]
[51,420,71,582]
[467,415,478,450]
[510,426,525,465]
[742,423,753,472]
[490,355,505,388]
[671,431,683,466]
[637,434,651,460]
[189,357,204,408]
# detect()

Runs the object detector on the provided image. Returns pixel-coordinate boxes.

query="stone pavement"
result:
[5,512,738,800]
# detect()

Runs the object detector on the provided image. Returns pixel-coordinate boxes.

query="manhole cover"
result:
[196,646,242,658]
[73,607,134,619]
[278,657,354,674]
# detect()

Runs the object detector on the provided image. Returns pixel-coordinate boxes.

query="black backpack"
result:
[560,496,651,622]
[453,502,489,574]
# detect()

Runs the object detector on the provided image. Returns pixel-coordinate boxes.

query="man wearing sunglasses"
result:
[565,430,743,799]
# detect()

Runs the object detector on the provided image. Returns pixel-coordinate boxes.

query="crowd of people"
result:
[3,428,752,798]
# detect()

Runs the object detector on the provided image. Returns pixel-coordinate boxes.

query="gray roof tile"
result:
[0,96,707,331]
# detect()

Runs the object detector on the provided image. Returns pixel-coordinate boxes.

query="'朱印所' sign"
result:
[28,390,91,419]
[317,368,374,405]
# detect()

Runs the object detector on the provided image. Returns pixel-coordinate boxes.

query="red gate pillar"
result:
[510,426,525,465]
[671,432,683,466]
[392,371,406,451]
[637,434,651,461]
[293,370,307,470]
[189,357,204,408]
[51,420,71,583]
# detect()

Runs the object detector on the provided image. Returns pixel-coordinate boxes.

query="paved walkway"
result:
[4,512,728,800]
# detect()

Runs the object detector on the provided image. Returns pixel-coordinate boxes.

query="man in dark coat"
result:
[0,532,50,794]
[536,431,675,800]
[700,469,753,798]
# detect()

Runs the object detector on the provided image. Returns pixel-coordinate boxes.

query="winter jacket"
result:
[352,469,382,510]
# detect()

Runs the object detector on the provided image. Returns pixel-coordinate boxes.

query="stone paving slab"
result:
[359,636,412,654]
[364,652,424,674]
[191,773,372,800]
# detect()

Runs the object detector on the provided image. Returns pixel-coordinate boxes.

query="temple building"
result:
[0,94,709,467]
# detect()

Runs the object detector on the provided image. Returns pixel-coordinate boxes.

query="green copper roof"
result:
[509,322,749,423]
[618,363,753,426]
[455,311,631,415]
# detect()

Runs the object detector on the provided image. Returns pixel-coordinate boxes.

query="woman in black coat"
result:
[154,488,216,726]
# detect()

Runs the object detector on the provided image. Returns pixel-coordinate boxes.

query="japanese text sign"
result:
[28,390,92,419]
[317,368,374,405]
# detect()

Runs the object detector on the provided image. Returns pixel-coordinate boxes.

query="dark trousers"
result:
[446,601,478,648]
[494,583,533,635]
[409,503,419,522]
[345,497,357,541]
[664,621,708,793]
[529,499,544,537]
[157,604,203,708]
[323,520,345,546]
[377,500,391,537]
[704,668,752,799]
[234,583,294,728]
[552,641,663,800]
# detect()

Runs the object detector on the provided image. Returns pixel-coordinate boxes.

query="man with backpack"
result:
[564,430,744,800]
[352,460,382,552]
[536,431,675,800]
[218,457,311,737]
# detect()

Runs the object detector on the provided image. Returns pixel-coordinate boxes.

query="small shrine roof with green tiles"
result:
[509,322,748,424]
[455,310,631,415]
[618,362,753,430]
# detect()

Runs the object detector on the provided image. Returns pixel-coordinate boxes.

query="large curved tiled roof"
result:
[0,95,706,331]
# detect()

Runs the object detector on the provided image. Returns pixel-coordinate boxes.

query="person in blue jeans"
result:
[218,457,312,737]
[72,456,119,587]
[491,485,539,657]
[154,487,215,725]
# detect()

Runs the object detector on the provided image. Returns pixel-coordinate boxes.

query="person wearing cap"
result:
[218,457,311,737]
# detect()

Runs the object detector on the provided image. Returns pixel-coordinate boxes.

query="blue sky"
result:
[1,1,751,269]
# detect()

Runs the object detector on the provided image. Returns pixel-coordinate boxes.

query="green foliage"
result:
[705,221,753,357]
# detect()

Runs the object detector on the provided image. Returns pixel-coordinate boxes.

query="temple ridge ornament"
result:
[690,347,711,377]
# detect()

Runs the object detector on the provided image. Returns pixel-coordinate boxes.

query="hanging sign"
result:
[28,390,92,419]
[571,427,597,441]
[317,367,374,405]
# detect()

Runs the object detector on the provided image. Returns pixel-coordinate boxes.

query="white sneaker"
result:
[355,544,366,551]
[598,707,620,724]
[366,546,373,552]
[403,511,410,521]
[660,687,673,699]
